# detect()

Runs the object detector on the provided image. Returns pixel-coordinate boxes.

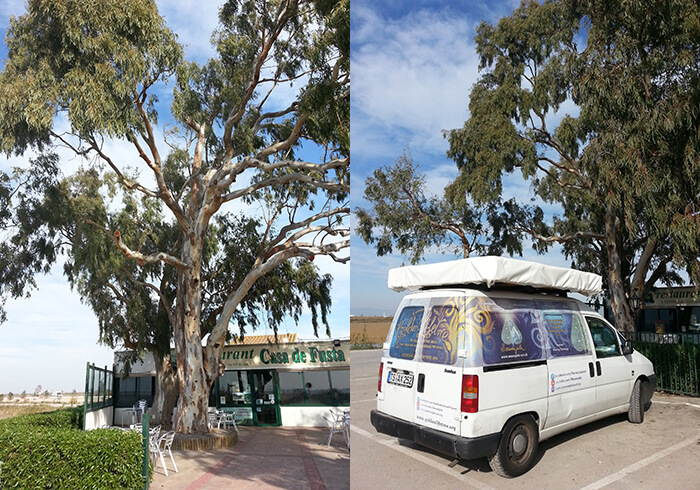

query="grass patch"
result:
[350,316,392,350]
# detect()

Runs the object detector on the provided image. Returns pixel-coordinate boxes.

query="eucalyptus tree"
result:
[446,0,700,332]
[0,0,349,432]
[356,150,524,264]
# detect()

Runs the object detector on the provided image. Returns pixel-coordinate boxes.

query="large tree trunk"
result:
[604,205,636,333]
[151,355,178,430]
[172,240,214,434]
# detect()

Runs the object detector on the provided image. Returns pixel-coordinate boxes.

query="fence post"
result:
[142,413,150,489]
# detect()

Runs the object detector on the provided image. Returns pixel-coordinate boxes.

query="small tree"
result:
[357,149,525,264]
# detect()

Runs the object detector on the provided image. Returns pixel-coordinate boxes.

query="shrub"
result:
[0,408,145,489]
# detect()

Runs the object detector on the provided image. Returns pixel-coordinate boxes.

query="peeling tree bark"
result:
[605,204,636,333]
[151,355,178,430]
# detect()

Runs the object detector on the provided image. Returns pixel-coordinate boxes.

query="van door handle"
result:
[589,362,595,377]
[417,373,425,393]
[596,361,602,376]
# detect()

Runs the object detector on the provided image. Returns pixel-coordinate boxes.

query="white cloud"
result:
[351,6,480,157]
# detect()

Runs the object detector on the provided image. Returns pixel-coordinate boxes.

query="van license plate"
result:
[387,371,414,388]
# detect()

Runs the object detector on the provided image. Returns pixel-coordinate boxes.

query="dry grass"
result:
[350,316,393,347]
[0,403,67,421]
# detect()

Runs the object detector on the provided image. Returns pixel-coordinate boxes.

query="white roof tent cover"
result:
[388,256,602,297]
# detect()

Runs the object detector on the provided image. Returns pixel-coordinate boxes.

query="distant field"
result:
[350,316,393,346]
[0,403,71,421]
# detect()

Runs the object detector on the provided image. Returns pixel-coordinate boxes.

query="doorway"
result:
[249,370,281,426]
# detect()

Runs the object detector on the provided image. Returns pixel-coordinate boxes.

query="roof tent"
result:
[388,256,602,296]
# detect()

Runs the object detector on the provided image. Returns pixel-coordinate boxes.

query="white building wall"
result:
[280,406,346,427]
[84,406,114,430]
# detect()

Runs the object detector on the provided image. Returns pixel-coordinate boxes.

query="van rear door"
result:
[377,298,425,424]
[413,295,465,436]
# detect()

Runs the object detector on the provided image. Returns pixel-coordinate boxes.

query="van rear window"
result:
[422,303,463,365]
[389,306,423,360]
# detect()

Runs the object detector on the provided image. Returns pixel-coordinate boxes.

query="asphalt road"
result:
[350,349,700,489]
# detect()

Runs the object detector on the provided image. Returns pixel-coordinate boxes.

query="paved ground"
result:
[150,426,350,489]
[351,349,700,489]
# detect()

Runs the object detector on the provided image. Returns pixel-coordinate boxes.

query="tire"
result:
[488,415,539,478]
[628,378,645,424]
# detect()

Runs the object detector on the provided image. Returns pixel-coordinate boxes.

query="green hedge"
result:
[0,408,145,489]
[633,340,700,396]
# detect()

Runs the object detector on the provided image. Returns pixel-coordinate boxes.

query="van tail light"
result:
[461,374,479,413]
[378,362,384,392]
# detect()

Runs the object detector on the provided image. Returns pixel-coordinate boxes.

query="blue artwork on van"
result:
[482,309,544,365]
[465,297,545,365]
[389,306,423,360]
[543,313,589,356]
[422,303,464,365]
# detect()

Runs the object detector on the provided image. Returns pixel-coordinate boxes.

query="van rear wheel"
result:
[488,415,539,478]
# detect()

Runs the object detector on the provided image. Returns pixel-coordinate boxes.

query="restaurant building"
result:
[113,335,350,427]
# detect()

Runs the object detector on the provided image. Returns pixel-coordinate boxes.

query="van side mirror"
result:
[622,339,633,356]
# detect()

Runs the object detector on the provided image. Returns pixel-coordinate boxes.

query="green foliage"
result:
[444,0,700,329]
[357,150,524,264]
[0,0,349,433]
[633,338,700,395]
[0,0,182,154]
[0,408,143,489]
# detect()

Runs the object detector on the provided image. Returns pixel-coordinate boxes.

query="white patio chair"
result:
[152,431,178,476]
[324,411,346,447]
[222,411,238,432]
[208,408,220,429]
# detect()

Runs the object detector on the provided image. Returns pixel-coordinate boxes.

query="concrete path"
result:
[150,426,350,489]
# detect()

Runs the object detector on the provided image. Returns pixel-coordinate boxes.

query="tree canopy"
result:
[0,0,349,433]
[445,0,700,331]
[356,149,525,264]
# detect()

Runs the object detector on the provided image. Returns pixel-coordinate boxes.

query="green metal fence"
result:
[629,332,700,396]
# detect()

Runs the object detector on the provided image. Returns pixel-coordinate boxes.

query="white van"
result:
[370,257,656,478]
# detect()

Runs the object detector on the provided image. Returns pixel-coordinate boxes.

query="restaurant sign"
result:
[647,287,700,306]
[221,341,349,370]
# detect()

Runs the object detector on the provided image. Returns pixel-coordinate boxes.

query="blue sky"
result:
[0,0,349,394]
[350,0,580,316]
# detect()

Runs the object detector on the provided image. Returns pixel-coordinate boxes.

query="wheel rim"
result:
[508,424,531,464]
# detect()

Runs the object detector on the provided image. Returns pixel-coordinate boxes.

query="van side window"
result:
[422,303,463,365]
[389,306,423,360]
[468,298,545,365]
[543,312,591,357]
[585,317,621,358]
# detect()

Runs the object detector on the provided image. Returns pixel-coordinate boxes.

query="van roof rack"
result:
[420,282,570,297]
[388,256,601,297]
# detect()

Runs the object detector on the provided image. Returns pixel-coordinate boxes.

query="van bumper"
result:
[370,409,500,460]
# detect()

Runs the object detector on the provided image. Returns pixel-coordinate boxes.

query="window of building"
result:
[278,372,305,405]
[115,376,155,408]
[329,370,350,405]
[218,370,252,406]
[302,370,333,404]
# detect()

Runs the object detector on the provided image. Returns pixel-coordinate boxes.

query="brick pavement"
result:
[149,426,349,489]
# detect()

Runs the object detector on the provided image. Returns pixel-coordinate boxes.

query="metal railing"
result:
[629,332,700,396]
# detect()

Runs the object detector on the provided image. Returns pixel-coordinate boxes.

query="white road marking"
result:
[654,400,700,410]
[351,397,376,404]
[352,376,377,381]
[350,424,496,490]
[580,431,700,490]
